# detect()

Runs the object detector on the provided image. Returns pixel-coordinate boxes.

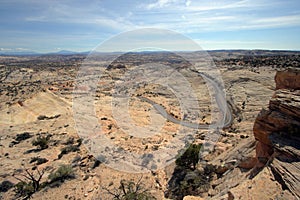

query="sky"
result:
[0,0,300,53]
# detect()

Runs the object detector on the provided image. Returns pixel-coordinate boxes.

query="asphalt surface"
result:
[138,72,233,129]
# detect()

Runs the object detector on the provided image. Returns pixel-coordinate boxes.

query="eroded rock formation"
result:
[253,68,300,198]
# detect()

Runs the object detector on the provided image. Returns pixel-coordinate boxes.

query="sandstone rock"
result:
[270,90,300,121]
[183,195,204,200]
[252,68,300,198]
[275,68,300,90]
[270,158,300,198]
[238,156,257,169]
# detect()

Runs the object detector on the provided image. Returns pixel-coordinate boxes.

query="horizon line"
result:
[1,48,300,55]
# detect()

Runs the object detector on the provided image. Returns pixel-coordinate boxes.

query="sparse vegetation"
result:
[176,144,202,170]
[102,177,155,200]
[1,51,300,200]
[48,165,75,183]
[32,135,51,150]
[13,168,46,199]
[166,143,216,199]
[166,164,216,200]
[14,181,35,198]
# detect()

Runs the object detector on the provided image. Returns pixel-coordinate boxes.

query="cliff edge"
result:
[253,68,300,198]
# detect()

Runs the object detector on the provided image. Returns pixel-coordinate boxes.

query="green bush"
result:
[48,165,75,183]
[32,135,50,150]
[13,167,46,199]
[165,164,216,199]
[119,180,155,200]
[102,178,156,200]
[166,144,216,199]
[14,181,35,197]
[175,144,202,170]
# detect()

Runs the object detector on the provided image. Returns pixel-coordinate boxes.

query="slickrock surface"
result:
[253,68,300,199]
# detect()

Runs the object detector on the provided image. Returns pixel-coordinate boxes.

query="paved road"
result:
[138,72,232,129]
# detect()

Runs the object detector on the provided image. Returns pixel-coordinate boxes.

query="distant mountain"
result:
[52,50,78,55]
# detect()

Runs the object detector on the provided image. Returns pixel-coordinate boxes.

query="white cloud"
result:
[251,14,300,27]
[144,0,178,10]
[0,48,12,51]
[24,2,138,32]
[15,47,29,51]
[3,0,300,51]
[0,47,31,52]
[195,40,267,50]
[185,0,191,7]
[185,0,252,12]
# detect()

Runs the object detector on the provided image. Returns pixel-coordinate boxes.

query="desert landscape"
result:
[0,50,299,199]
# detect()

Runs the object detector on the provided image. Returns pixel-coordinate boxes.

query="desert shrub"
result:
[175,144,202,170]
[13,168,45,199]
[58,145,79,159]
[165,164,216,200]
[32,135,51,150]
[48,165,75,183]
[166,143,216,199]
[102,177,155,200]
[30,157,48,165]
[0,180,14,192]
[14,181,35,198]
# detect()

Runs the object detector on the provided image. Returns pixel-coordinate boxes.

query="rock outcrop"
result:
[253,68,300,198]
[275,68,300,90]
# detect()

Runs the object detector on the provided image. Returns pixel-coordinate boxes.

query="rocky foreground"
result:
[253,68,300,199]
[205,68,300,200]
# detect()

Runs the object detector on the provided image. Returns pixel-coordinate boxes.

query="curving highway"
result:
[138,72,233,129]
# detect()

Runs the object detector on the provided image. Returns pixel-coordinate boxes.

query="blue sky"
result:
[0,0,300,52]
